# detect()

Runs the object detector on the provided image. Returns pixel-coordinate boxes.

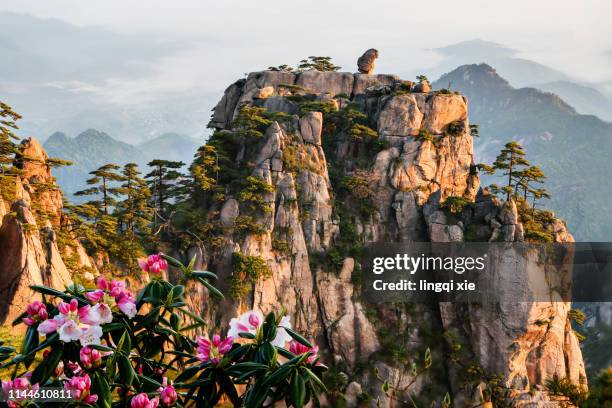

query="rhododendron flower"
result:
[37,299,103,346]
[138,253,167,275]
[85,277,137,319]
[131,393,160,408]
[289,340,320,365]
[197,334,233,365]
[158,378,178,407]
[80,346,105,369]
[228,310,262,338]
[64,374,97,404]
[228,310,292,347]
[22,301,47,326]
[2,377,39,408]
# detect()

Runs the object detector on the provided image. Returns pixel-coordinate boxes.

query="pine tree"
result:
[75,164,125,215]
[145,159,185,221]
[297,56,341,72]
[0,102,22,198]
[116,163,152,237]
[492,141,530,200]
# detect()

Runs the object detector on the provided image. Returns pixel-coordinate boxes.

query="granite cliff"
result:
[194,65,586,406]
[0,138,94,326]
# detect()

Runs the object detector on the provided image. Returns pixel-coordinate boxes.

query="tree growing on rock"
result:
[298,56,341,72]
[75,163,125,215]
[145,159,186,221]
[492,141,530,200]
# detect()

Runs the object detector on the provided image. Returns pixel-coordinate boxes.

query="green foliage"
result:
[230,252,272,299]
[298,100,337,116]
[445,120,465,136]
[545,374,588,406]
[237,176,274,213]
[233,215,267,238]
[442,196,473,214]
[298,56,341,72]
[230,105,273,139]
[75,163,125,215]
[0,101,21,190]
[339,173,376,219]
[583,368,612,407]
[0,257,326,407]
[268,64,295,72]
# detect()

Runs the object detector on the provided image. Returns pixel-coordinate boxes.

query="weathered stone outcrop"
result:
[205,69,585,407]
[0,138,94,326]
[357,48,378,74]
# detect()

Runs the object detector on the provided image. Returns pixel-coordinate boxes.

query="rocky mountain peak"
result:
[199,64,584,405]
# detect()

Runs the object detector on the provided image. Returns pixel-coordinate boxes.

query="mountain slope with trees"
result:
[434,63,612,240]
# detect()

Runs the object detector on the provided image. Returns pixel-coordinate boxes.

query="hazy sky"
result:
[2,0,611,85]
[0,0,610,141]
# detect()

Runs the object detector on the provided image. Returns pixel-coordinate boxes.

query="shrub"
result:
[0,254,326,407]
[237,176,274,213]
[545,374,588,406]
[230,252,272,299]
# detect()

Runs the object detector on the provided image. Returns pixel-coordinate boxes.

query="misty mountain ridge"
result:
[434,63,612,240]
[429,39,612,121]
[43,129,201,200]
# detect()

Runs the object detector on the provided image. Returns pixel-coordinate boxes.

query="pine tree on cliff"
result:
[0,102,22,192]
[492,141,530,200]
[116,163,152,237]
[145,159,185,222]
[75,163,125,215]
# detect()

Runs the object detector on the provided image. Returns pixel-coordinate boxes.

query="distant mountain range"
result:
[428,40,612,122]
[433,63,612,241]
[43,129,201,201]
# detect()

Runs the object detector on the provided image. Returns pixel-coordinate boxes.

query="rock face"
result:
[204,69,584,407]
[0,138,93,326]
[357,48,378,74]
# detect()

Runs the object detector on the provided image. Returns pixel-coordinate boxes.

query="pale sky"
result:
[0,0,610,141]
[2,0,611,85]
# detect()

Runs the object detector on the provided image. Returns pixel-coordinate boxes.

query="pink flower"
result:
[197,334,233,365]
[131,393,160,408]
[37,318,59,334]
[289,340,320,365]
[22,301,48,326]
[64,374,97,404]
[80,346,103,369]
[37,299,103,346]
[138,254,168,275]
[159,378,177,407]
[2,377,39,407]
[84,289,104,303]
[86,277,136,319]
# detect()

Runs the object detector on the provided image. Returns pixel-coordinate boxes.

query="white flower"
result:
[117,300,136,319]
[272,315,292,347]
[58,319,81,343]
[79,325,103,346]
[90,303,113,324]
[228,310,263,338]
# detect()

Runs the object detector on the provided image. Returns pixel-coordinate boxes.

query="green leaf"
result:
[424,347,432,369]
[291,371,306,408]
[187,254,197,271]
[30,344,62,384]
[261,364,293,388]
[284,327,313,348]
[174,365,202,383]
[192,271,218,280]
[302,367,327,392]
[92,372,111,408]
[29,285,71,300]
[117,355,135,385]
[162,254,184,268]
[382,380,390,393]
[197,277,224,299]
[238,332,256,339]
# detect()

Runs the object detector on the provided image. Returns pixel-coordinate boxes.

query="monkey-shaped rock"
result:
[357,48,378,74]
